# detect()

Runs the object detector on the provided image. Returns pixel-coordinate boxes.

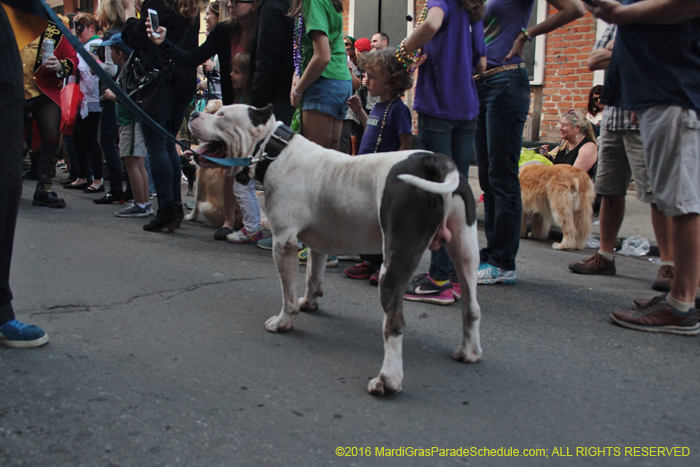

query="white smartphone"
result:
[148,9,161,38]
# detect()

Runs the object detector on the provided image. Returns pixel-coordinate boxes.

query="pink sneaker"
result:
[403,273,455,306]
[451,278,462,300]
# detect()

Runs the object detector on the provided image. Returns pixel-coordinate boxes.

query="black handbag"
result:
[116,25,190,118]
[117,52,172,117]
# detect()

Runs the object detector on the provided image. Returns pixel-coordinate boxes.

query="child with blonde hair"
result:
[342,48,414,284]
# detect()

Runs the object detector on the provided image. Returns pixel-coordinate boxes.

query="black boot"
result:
[23,150,39,180]
[174,202,185,229]
[32,143,66,208]
[143,206,179,232]
[33,184,66,208]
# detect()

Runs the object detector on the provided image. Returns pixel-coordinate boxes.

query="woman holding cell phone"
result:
[121,0,200,232]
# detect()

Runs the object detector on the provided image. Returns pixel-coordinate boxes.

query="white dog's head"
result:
[188,104,276,174]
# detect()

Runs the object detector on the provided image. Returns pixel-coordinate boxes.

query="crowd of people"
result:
[1,0,699,348]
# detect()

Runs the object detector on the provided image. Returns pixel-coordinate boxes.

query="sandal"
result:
[83,185,105,193]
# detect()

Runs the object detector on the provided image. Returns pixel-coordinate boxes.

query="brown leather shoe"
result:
[611,294,699,335]
[568,253,616,275]
[651,264,674,292]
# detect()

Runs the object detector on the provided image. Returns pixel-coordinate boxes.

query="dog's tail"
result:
[397,169,460,195]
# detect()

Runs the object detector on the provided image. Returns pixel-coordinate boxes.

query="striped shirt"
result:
[595,24,639,131]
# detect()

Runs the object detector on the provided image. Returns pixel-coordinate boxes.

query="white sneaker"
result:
[226,226,264,244]
[145,203,154,215]
[476,263,516,285]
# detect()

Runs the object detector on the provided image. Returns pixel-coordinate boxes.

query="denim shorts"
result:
[302,77,352,120]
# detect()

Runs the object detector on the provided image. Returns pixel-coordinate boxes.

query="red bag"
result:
[60,76,83,135]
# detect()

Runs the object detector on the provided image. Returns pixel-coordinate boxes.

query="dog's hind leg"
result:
[446,221,483,363]
[264,234,301,333]
[551,193,578,250]
[368,205,443,394]
[368,239,427,396]
[299,248,326,312]
[445,196,482,363]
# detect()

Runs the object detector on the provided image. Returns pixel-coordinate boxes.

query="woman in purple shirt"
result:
[402,0,486,306]
[475,0,583,285]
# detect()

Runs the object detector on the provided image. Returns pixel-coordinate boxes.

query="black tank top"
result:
[554,136,596,179]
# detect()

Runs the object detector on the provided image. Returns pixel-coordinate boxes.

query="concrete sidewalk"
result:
[466,165,658,256]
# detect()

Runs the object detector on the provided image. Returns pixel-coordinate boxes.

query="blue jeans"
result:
[0,6,23,323]
[475,67,530,271]
[141,93,190,208]
[418,113,478,281]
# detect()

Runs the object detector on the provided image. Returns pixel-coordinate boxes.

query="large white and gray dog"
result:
[189,104,482,395]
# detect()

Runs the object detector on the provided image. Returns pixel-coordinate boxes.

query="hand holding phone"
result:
[148,9,161,38]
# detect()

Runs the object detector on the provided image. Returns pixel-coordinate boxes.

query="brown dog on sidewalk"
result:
[519,163,595,250]
[184,100,242,229]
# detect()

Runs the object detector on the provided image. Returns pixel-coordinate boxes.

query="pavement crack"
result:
[30,276,264,315]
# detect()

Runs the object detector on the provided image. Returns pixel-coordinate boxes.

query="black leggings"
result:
[24,94,61,146]
[73,111,103,180]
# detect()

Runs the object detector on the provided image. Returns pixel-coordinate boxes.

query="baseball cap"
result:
[100,33,133,54]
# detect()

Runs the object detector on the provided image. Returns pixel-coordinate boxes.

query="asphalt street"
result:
[1,177,698,467]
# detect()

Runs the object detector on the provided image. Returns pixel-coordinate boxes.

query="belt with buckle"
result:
[473,62,525,81]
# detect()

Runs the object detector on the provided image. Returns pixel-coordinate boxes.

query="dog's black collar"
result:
[254,124,295,183]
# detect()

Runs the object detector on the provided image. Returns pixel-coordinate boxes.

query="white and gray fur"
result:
[189,104,483,395]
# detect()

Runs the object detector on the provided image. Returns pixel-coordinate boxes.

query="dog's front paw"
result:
[367,374,402,396]
[264,314,293,333]
[184,213,196,221]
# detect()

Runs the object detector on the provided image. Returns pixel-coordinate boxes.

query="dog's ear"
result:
[248,104,274,127]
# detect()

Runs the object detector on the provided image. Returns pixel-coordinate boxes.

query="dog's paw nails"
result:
[453,348,482,364]
[264,315,292,333]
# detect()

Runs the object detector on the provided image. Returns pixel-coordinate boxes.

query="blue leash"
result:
[39,1,250,168]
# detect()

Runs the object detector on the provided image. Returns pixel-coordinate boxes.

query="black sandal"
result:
[83,185,105,193]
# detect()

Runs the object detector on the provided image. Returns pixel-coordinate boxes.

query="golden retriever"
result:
[519,162,595,250]
[184,99,243,229]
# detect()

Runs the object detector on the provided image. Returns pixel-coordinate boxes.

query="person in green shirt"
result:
[289,0,351,151]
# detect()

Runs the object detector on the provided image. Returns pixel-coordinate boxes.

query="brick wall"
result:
[537,7,597,141]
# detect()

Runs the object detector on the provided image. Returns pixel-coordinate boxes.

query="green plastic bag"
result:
[519,148,553,167]
[290,104,302,134]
